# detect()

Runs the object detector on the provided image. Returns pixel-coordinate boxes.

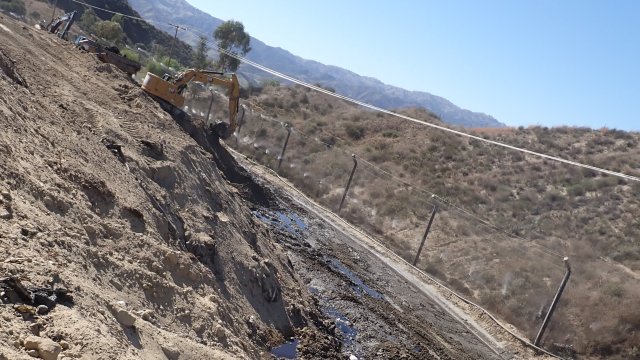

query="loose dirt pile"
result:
[0,15,336,359]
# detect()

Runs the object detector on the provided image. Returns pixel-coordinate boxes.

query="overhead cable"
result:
[69,0,639,183]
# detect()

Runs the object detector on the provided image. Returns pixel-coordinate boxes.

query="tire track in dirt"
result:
[233,148,560,359]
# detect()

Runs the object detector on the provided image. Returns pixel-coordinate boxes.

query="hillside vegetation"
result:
[53,0,193,66]
[0,16,341,360]
[186,83,640,359]
[128,0,504,128]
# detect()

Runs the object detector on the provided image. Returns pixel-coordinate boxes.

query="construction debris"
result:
[0,277,73,314]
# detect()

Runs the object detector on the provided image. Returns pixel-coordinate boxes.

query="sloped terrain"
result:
[0,13,530,360]
[0,16,336,359]
[127,0,504,128]
[189,83,640,359]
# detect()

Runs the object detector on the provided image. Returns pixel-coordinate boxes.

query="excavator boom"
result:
[47,11,76,40]
[142,69,240,139]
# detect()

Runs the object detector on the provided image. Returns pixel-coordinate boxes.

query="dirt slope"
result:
[0,15,335,360]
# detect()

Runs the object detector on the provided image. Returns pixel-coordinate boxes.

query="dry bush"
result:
[225,84,640,358]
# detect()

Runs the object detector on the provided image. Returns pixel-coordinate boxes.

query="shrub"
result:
[261,79,280,88]
[159,56,184,70]
[119,48,140,62]
[93,21,124,45]
[345,123,366,140]
[382,130,400,138]
[0,0,26,15]
[145,59,167,77]
[602,282,624,298]
[567,184,586,197]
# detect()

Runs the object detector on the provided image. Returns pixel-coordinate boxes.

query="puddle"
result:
[324,306,358,347]
[328,258,385,300]
[270,338,298,359]
[254,209,306,236]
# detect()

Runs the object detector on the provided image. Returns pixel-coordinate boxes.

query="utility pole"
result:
[167,23,186,69]
[49,0,57,26]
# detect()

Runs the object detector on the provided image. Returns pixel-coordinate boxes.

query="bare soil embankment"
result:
[0,15,337,360]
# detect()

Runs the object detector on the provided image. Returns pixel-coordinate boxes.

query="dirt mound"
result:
[0,49,27,87]
[0,16,334,359]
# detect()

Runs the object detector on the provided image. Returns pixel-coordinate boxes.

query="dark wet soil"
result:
[253,191,504,360]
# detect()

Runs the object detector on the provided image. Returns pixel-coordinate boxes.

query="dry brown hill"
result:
[1,12,528,360]
[192,83,640,359]
[0,15,338,360]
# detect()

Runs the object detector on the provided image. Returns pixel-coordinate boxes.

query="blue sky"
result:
[187,0,639,131]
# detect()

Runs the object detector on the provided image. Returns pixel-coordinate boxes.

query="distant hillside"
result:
[55,0,193,65]
[128,0,505,128]
[185,83,640,358]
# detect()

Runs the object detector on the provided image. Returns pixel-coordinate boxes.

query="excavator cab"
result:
[142,70,241,139]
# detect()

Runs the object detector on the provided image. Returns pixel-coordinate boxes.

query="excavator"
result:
[141,70,240,139]
[46,11,76,40]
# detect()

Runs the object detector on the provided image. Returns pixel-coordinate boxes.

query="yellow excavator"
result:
[142,70,240,139]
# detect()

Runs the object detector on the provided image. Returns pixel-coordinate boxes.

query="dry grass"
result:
[186,84,640,358]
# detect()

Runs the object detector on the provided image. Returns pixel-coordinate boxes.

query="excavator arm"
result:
[142,69,241,139]
[47,11,76,40]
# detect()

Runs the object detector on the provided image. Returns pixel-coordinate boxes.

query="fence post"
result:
[534,257,572,347]
[338,154,358,214]
[236,105,246,135]
[205,88,215,125]
[413,205,438,266]
[234,106,246,146]
[277,124,291,171]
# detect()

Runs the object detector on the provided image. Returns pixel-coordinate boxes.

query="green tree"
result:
[78,8,98,32]
[191,35,211,69]
[160,56,183,71]
[0,0,26,15]
[151,42,168,58]
[213,20,251,72]
[111,14,124,26]
[93,20,124,44]
[146,59,167,77]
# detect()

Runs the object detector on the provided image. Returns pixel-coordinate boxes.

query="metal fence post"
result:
[338,154,358,214]
[205,89,215,125]
[534,257,572,347]
[413,205,438,266]
[236,105,246,135]
[277,125,291,171]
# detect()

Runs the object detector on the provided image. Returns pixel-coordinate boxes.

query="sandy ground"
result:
[0,12,558,360]
[0,14,337,360]
[237,153,560,360]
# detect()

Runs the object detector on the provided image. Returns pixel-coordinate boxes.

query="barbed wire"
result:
[231,104,567,262]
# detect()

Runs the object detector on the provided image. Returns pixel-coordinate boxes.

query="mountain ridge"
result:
[128,0,505,128]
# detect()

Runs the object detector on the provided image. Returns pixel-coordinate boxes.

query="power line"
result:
[67,0,618,262]
[70,0,150,23]
[237,104,565,262]
[70,0,640,184]
[204,40,640,183]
